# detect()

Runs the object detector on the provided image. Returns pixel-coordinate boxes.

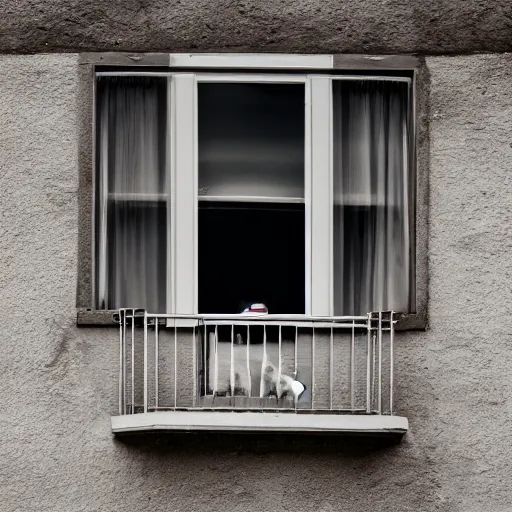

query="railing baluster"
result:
[131,310,135,415]
[351,319,355,411]
[311,327,315,409]
[155,319,159,409]
[366,312,371,414]
[213,325,218,397]
[329,326,333,410]
[122,311,127,415]
[378,311,383,414]
[204,323,207,397]
[119,311,124,415]
[372,331,376,413]
[294,326,298,409]
[294,325,298,379]
[278,325,282,406]
[390,311,394,415]
[230,324,235,405]
[143,311,148,414]
[246,325,251,397]
[260,326,267,398]
[192,325,197,406]
[174,324,177,409]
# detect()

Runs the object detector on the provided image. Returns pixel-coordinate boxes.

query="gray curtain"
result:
[333,79,412,315]
[96,76,168,312]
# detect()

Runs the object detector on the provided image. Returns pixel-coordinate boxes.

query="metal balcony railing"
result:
[115,309,397,420]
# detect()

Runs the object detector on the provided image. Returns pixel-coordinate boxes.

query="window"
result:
[95,65,414,317]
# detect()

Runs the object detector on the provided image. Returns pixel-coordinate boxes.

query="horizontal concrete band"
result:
[4,2,512,54]
[111,411,408,435]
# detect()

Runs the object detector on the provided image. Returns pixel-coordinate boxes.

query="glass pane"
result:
[198,83,305,199]
[332,79,413,315]
[107,202,167,313]
[96,76,168,312]
[199,203,305,314]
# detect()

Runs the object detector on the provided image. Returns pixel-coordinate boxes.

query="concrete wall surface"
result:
[0,52,512,512]
[2,0,512,55]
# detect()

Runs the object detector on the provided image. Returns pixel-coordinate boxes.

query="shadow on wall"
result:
[114,431,404,455]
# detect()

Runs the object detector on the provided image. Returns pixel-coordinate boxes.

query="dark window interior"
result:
[199,202,305,314]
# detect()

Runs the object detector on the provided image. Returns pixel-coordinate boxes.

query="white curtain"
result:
[96,76,168,312]
[333,79,412,315]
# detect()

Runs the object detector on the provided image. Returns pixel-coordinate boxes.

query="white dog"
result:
[263,362,306,406]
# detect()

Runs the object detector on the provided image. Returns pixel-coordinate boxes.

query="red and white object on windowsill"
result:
[241,303,268,315]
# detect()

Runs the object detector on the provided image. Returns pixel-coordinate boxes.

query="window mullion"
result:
[166,76,174,315]
[172,74,197,315]
[309,77,333,316]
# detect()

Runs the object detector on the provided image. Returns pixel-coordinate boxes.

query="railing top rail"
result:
[116,309,396,323]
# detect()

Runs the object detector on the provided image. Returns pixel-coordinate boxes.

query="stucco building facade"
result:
[1,2,511,511]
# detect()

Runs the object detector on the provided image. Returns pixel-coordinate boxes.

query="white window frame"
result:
[96,59,413,319]
[188,73,312,316]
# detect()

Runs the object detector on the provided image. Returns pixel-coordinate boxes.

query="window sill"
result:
[394,312,427,331]
[77,309,118,326]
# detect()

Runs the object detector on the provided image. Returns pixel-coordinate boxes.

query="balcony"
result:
[111,309,408,437]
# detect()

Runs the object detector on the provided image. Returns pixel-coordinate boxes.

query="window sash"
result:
[178,73,313,316]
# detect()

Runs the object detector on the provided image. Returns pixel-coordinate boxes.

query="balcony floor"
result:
[111,411,408,436]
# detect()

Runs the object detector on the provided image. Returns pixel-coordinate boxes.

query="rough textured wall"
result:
[2,0,512,55]
[0,52,511,512]
[423,53,512,511]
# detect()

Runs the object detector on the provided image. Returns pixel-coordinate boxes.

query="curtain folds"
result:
[333,80,412,315]
[96,76,168,312]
